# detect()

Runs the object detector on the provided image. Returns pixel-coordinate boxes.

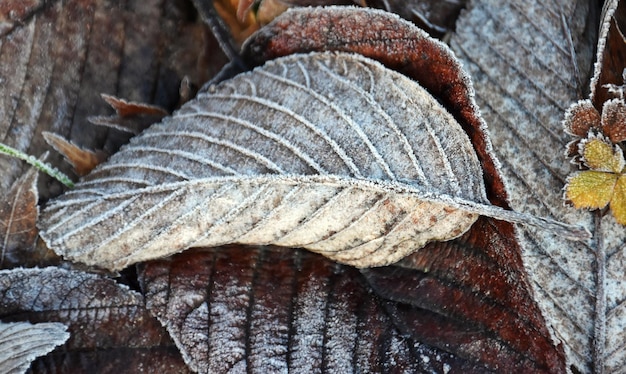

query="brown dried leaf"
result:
[242,6,510,207]
[42,132,108,177]
[0,0,227,198]
[449,0,613,372]
[601,98,626,142]
[242,7,569,371]
[0,0,44,36]
[0,267,190,373]
[0,166,49,269]
[138,246,492,372]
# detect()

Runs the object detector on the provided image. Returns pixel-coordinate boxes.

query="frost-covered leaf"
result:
[0,0,226,198]
[591,0,626,107]
[241,7,570,371]
[38,50,585,272]
[0,267,189,372]
[0,321,68,374]
[139,246,489,372]
[0,167,39,268]
[449,0,626,372]
[566,171,619,210]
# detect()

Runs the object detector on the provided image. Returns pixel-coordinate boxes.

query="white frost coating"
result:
[590,0,620,100]
[0,321,69,374]
[39,52,587,272]
[289,277,326,371]
[451,1,626,372]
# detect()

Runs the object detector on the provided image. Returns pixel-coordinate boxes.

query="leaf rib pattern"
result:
[139,246,490,373]
[451,0,626,372]
[40,51,487,270]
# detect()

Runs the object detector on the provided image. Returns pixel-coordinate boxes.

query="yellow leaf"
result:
[565,171,618,209]
[581,138,625,172]
[610,175,626,225]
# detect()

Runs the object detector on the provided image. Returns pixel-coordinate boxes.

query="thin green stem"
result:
[0,142,74,188]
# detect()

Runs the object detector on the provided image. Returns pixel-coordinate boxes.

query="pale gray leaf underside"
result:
[0,321,69,374]
[451,1,626,372]
[39,52,584,271]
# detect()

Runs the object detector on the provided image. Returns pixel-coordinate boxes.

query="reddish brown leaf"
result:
[0,167,38,269]
[240,7,565,371]
[139,246,491,372]
[0,0,44,36]
[42,132,108,176]
[592,0,626,107]
[242,7,508,208]
[367,0,467,37]
[100,94,169,118]
[0,267,190,373]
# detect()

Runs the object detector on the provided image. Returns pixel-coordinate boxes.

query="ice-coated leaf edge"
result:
[0,321,69,374]
[41,173,589,271]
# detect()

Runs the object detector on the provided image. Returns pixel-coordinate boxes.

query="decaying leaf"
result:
[0,267,190,373]
[39,50,586,272]
[449,0,626,372]
[0,321,69,374]
[138,246,488,372]
[0,166,39,268]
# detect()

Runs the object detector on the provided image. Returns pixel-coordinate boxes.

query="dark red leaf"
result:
[139,246,492,372]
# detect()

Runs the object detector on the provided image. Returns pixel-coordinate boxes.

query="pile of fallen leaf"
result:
[1,1,625,373]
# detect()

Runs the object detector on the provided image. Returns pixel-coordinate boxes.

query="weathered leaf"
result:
[242,7,568,372]
[241,6,510,208]
[0,267,190,373]
[449,0,626,372]
[139,246,489,372]
[0,167,39,268]
[0,0,227,198]
[39,51,585,271]
[0,321,69,374]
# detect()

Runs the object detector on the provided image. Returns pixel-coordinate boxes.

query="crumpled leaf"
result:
[38,50,585,272]
[0,267,190,373]
[138,246,489,372]
[0,321,69,374]
[450,0,626,372]
[0,0,227,198]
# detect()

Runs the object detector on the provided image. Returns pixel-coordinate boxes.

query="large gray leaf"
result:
[39,51,584,271]
[450,1,626,372]
[0,321,68,374]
